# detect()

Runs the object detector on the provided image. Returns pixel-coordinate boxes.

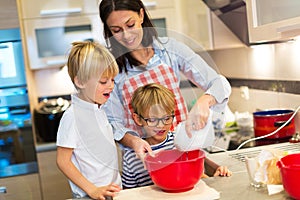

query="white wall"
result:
[208,39,300,113]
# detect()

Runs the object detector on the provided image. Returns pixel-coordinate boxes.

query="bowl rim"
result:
[277,153,300,170]
[144,149,206,164]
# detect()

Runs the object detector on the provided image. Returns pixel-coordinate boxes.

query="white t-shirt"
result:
[56,94,121,198]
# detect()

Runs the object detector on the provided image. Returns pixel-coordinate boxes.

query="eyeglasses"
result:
[139,114,175,127]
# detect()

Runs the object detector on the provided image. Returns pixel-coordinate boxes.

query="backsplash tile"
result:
[278,93,300,109]
[208,48,248,78]
[228,88,280,113]
[247,45,276,79]
[207,39,300,113]
[228,78,300,95]
[275,41,300,81]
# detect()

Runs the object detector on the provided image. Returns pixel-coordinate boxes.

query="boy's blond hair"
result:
[67,41,119,89]
[131,83,175,116]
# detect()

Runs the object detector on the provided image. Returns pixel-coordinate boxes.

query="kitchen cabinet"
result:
[17,0,103,70]
[0,0,19,29]
[246,0,300,43]
[22,14,102,70]
[37,150,72,200]
[181,0,244,51]
[19,0,98,19]
[142,0,244,51]
[181,0,212,50]
[142,0,183,37]
[0,173,42,200]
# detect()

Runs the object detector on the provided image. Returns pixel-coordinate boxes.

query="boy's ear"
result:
[74,76,85,89]
[132,113,143,126]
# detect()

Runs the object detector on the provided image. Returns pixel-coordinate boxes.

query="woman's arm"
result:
[103,78,153,158]
[163,37,231,111]
[162,38,231,135]
[103,87,130,141]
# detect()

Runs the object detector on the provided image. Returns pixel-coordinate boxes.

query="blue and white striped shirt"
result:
[121,132,175,189]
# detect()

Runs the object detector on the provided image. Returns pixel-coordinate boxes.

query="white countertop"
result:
[66,142,300,200]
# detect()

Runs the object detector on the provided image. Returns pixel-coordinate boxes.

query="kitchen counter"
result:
[203,172,290,200]
[109,173,290,200]
[203,142,299,200]
[35,142,56,152]
[67,142,300,200]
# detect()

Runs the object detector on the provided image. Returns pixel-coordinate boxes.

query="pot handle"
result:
[274,121,290,127]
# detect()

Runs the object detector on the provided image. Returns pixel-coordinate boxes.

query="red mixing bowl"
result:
[144,149,205,193]
[277,153,300,199]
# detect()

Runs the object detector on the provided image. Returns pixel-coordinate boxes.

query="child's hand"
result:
[88,183,121,200]
[213,166,232,177]
[131,136,154,161]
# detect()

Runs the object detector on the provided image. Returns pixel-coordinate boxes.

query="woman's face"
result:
[106,9,144,50]
[76,75,115,105]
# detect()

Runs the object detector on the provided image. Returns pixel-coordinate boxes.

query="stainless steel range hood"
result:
[203,0,251,45]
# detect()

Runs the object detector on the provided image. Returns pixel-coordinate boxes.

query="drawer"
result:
[142,0,175,10]
[0,173,42,200]
[19,0,99,19]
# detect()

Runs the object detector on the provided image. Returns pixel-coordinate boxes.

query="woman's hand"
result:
[213,166,232,177]
[88,183,121,200]
[185,94,216,137]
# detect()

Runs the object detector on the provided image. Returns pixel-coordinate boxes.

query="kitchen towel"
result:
[267,184,284,195]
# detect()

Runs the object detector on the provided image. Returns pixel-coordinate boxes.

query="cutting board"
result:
[114,180,220,200]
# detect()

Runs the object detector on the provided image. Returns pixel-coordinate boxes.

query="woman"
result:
[99,0,231,158]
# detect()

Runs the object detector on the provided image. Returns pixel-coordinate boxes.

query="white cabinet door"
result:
[246,0,300,43]
[182,0,213,50]
[142,0,184,37]
[19,0,99,19]
[182,0,244,51]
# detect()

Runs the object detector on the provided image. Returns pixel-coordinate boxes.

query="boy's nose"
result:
[156,119,165,127]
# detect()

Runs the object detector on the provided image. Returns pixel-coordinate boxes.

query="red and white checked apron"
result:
[122,64,188,137]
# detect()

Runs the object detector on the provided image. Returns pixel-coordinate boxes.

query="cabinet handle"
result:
[46,59,67,66]
[277,24,300,38]
[143,1,157,8]
[40,8,82,16]
[0,186,7,194]
[0,45,8,49]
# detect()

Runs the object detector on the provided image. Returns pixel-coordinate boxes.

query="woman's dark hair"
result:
[99,0,158,73]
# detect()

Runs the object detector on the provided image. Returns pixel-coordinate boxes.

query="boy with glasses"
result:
[121,83,231,189]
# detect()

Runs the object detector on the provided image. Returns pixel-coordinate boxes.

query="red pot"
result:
[253,109,295,139]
